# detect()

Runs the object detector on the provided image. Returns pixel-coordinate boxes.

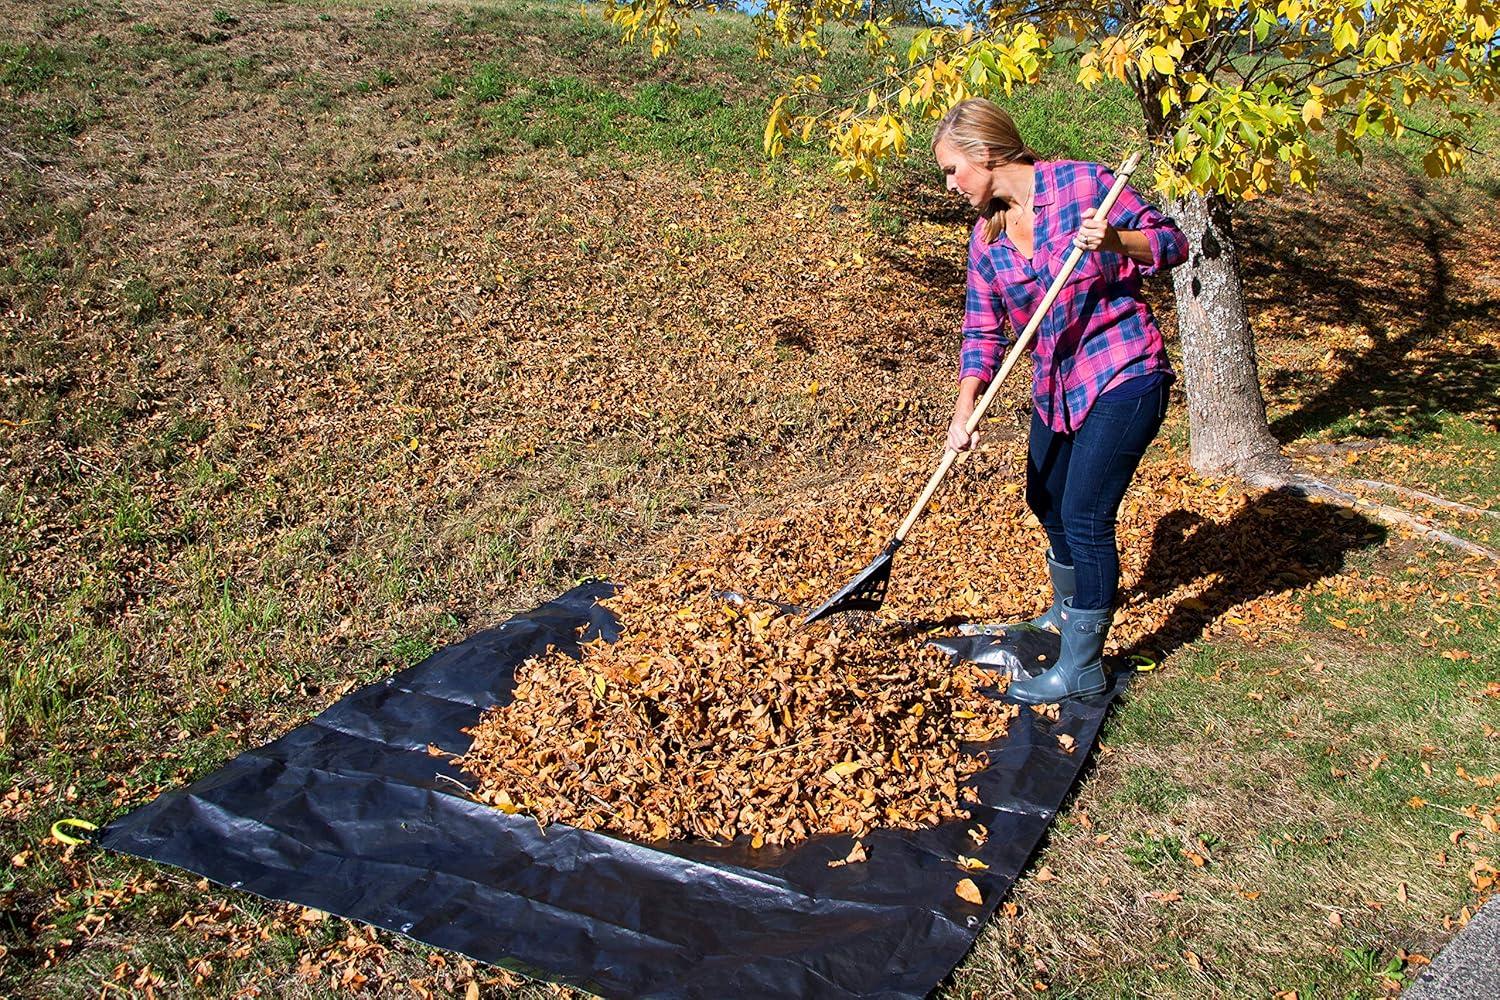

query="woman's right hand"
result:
[949,376,985,452]
[947,411,978,453]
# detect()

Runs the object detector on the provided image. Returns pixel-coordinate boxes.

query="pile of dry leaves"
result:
[458,571,1017,848]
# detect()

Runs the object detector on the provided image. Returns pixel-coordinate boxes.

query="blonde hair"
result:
[933,98,1039,243]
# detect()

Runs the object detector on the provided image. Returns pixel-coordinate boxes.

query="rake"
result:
[803,152,1143,626]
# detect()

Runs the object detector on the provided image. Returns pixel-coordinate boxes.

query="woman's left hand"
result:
[1074,208,1117,253]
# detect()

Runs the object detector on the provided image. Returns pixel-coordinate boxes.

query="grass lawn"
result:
[2,1,1496,997]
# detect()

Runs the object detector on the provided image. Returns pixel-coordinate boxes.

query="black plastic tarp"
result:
[101,582,1130,999]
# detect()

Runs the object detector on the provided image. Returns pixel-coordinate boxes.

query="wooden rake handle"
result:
[894,152,1144,542]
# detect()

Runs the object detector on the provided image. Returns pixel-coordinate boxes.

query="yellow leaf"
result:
[957,855,990,871]
[825,760,863,784]
[955,877,983,904]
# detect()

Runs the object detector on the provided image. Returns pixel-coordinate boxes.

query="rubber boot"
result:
[958,550,1074,637]
[1006,598,1110,704]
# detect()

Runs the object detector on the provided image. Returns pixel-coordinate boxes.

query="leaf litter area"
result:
[457,433,1499,853]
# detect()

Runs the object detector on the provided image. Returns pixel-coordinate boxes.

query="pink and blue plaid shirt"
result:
[960,159,1188,432]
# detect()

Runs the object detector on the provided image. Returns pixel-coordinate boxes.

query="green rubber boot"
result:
[959,550,1075,637]
[1006,598,1110,704]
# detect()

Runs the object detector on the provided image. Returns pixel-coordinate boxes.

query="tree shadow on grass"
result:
[1124,490,1386,661]
[1236,170,1500,442]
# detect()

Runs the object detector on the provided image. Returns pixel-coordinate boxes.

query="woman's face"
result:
[935,139,994,209]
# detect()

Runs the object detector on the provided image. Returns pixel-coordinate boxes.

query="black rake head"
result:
[801,539,902,626]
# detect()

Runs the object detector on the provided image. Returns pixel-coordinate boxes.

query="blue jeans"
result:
[1025,382,1169,611]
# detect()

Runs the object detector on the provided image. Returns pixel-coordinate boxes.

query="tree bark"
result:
[1168,190,1287,477]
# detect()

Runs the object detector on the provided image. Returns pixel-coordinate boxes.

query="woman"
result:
[932,98,1188,704]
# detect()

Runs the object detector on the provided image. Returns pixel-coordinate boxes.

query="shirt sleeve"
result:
[1098,166,1189,277]
[959,225,1010,383]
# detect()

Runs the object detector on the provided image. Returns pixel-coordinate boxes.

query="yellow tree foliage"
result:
[597,0,1499,197]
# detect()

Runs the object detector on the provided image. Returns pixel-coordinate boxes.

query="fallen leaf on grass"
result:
[1033,865,1056,882]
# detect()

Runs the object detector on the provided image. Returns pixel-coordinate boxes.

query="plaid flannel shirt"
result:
[960,160,1188,432]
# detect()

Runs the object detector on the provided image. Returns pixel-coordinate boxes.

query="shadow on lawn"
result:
[1238,170,1500,441]
[1124,489,1385,660]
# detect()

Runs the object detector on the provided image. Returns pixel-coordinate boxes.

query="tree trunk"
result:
[1168,190,1287,478]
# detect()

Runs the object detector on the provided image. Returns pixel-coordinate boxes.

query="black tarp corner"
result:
[101,582,1131,999]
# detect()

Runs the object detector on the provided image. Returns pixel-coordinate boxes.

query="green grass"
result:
[0,42,74,92]
[965,595,1497,997]
[458,68,765,166]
